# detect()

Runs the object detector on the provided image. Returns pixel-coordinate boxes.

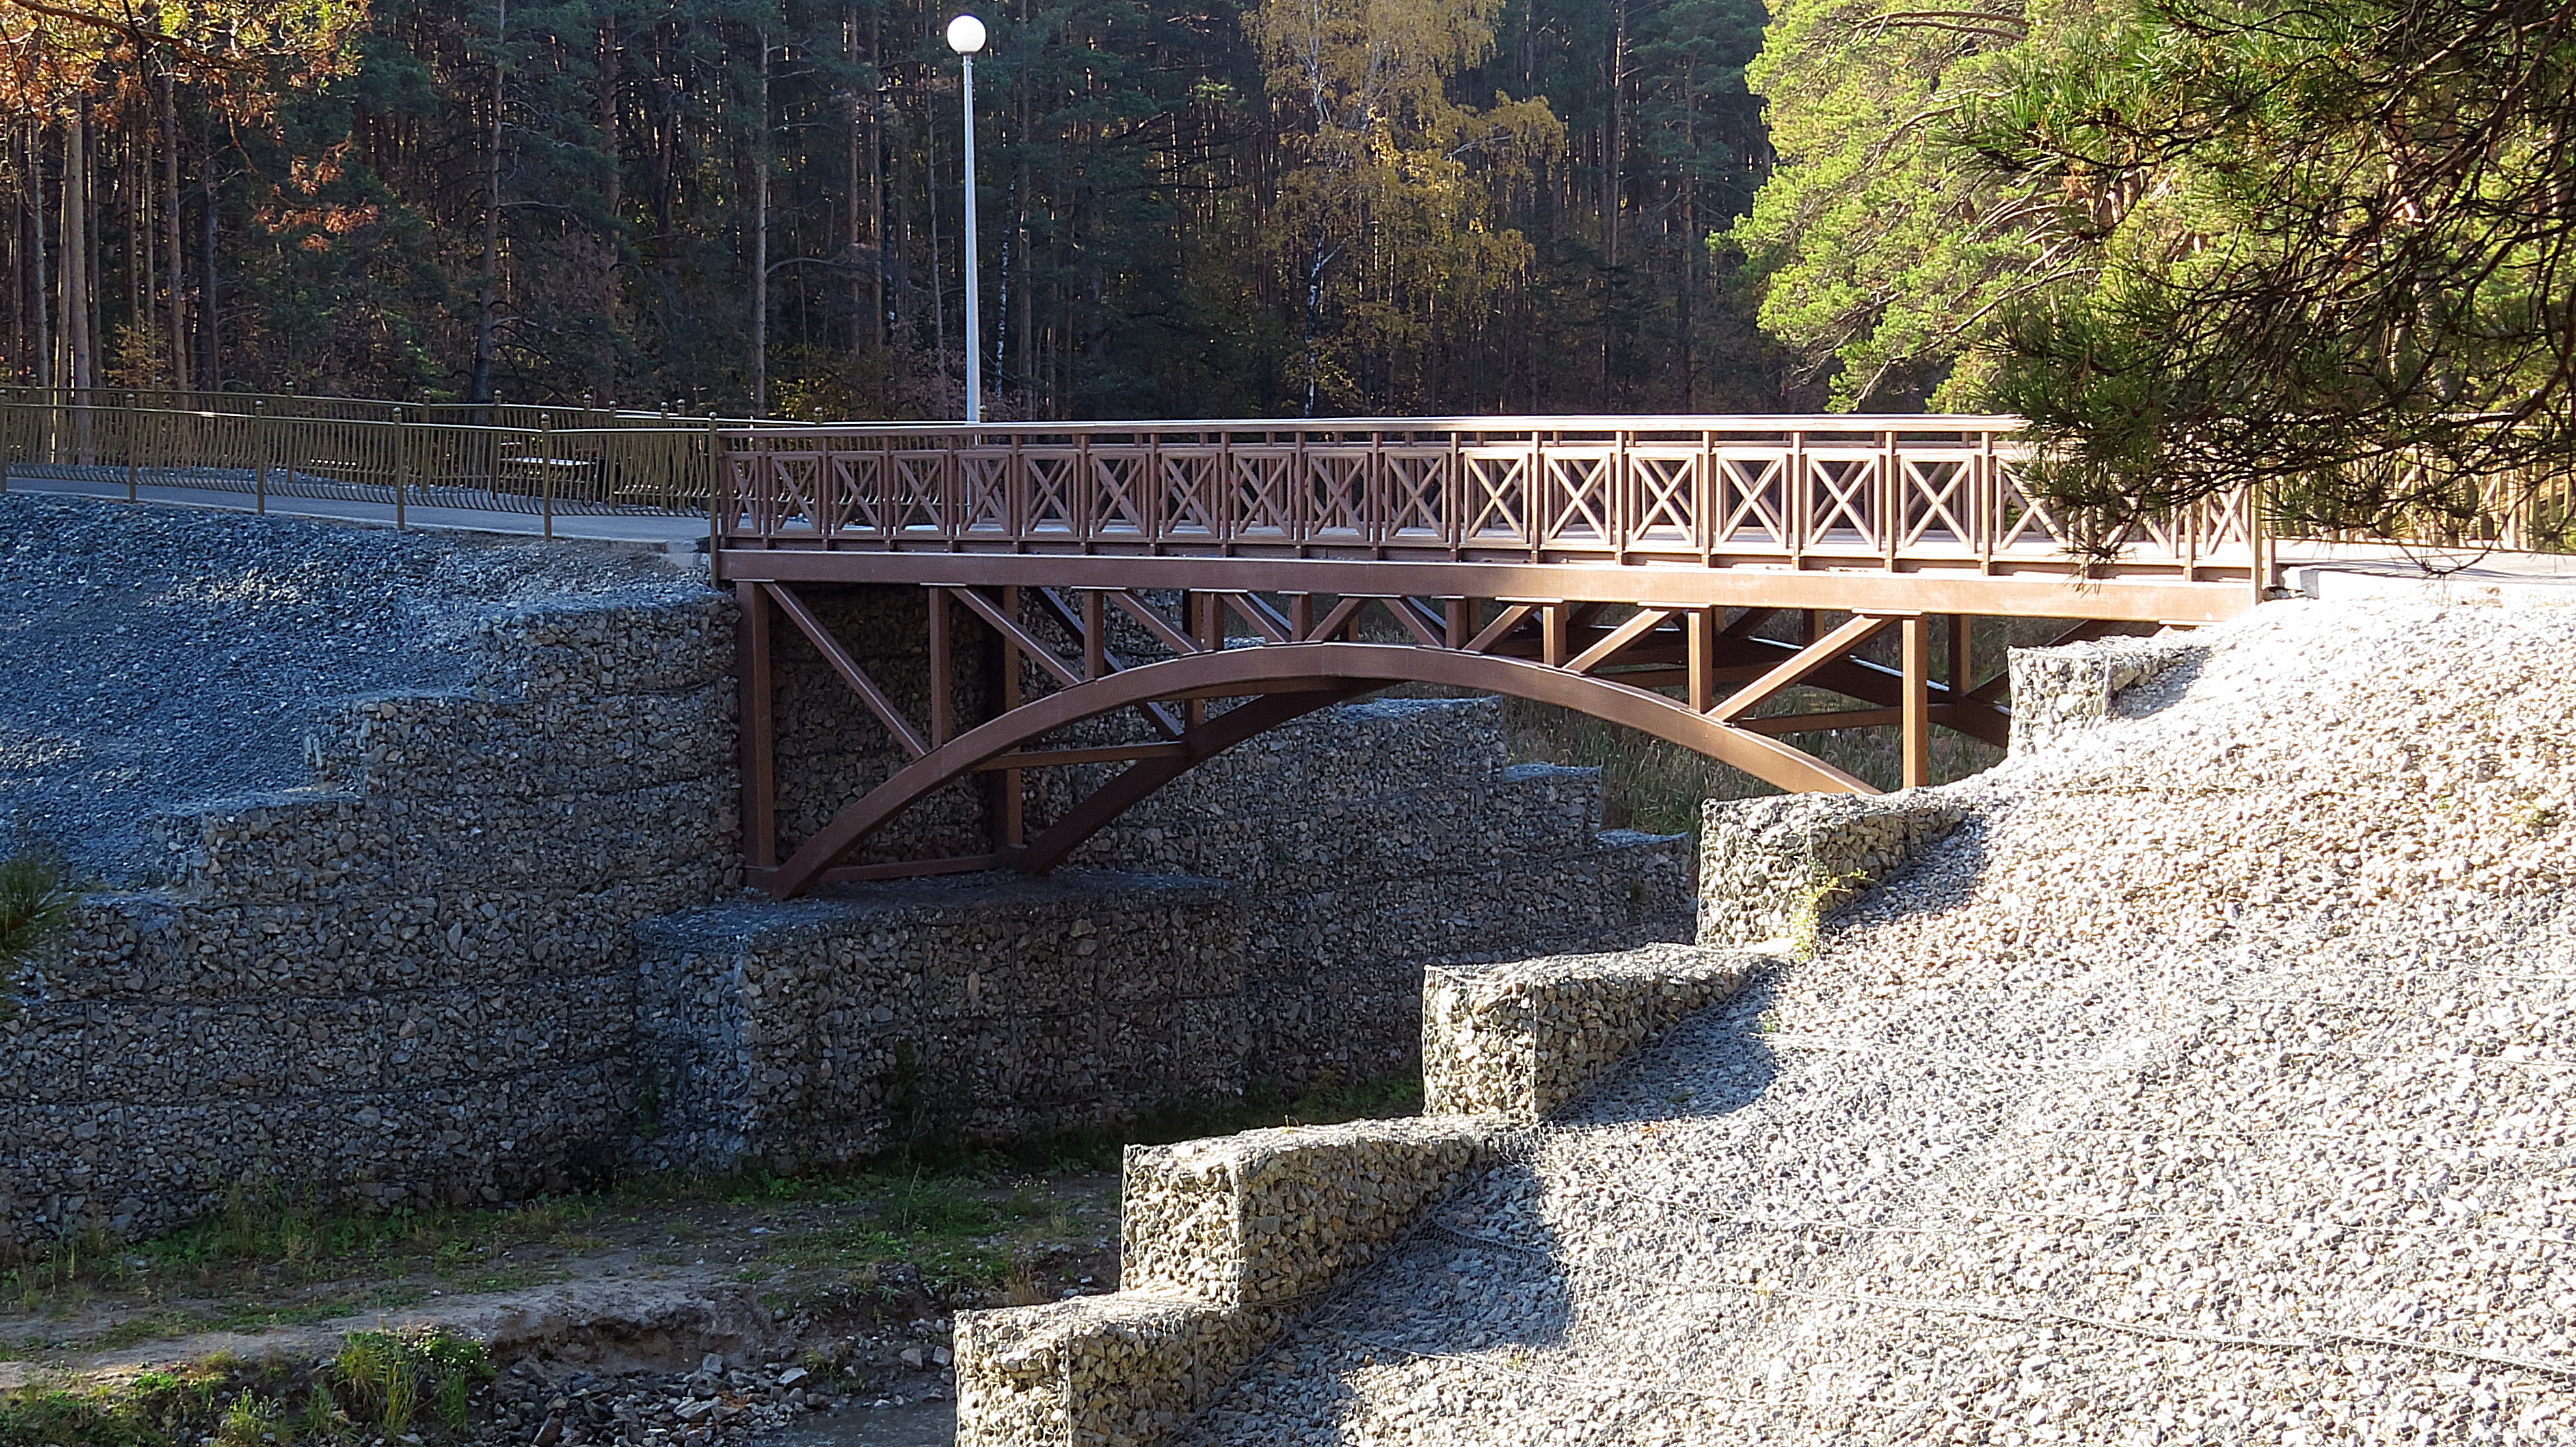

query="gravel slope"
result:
[1183,596,2576,1446]
[0,494,710,883]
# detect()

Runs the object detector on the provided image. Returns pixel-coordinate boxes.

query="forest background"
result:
[0,0,1790,419]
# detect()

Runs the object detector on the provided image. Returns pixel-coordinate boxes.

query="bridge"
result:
[710,416,2272,899]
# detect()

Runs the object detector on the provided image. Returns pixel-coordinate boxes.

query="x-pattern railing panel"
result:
[1088,451,1154,539]
[1630,449,1698,548]
[1801,449,1884,551]
[1306,449,1373,543]
[1157,445,1221,541]
[1228,447,1299,542]
[1462,449,1534,549]
[1898,451,1977,552]
[1710,451,1791,549]
[714,417,2258,582]
[1543,447,1617,552]
[825,447,884,538]
[1383,447,1451,542]
[1025,450,1080,537]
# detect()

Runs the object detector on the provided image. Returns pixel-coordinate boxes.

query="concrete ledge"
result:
[1696,793,1966,949]
[1423,942,1771,1121]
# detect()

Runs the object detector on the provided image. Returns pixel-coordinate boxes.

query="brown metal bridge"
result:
[713,415,2271,899]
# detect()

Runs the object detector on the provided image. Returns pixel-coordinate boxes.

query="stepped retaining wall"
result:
[5,594,740,1243]
[3,583,1689,1245]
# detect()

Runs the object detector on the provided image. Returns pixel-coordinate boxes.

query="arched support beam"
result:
[764,641,1877,899]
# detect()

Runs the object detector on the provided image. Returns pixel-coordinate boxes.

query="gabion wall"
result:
[6,594,742,1244]
[3,586,1691,1246]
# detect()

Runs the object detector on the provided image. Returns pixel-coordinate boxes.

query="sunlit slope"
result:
[1185,596,2576,1446]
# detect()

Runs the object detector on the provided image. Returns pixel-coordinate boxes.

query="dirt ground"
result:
[0,1165,1123,1442]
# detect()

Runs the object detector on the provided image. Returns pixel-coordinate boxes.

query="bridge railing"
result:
[712,416,2263,580]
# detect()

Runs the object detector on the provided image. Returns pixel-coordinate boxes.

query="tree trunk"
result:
[126,109,145,388]
[81,106,101,394]
[161,74,189,393]
[597,14,621,402]
[845,5,865,360]
[27,120,49,392]
[868,7,885,354]
[751,29,770,418]
[199,141,217,391]
[469,0,508,410]
[63,109,94,396]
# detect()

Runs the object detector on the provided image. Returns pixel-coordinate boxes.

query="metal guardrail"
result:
[0,386,770,434]
[0,396,716,524]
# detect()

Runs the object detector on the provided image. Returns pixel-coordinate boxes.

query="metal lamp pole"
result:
[946,14,987,424]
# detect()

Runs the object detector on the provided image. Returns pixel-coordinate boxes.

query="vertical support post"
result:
[1185,591,1207,729]
[1542,602,1569,667]
[1289,592,1313,639]
[1946,614,1970,699]
[927,586,953,745]
[1082,589,1105,678]
[706,416,727,563]
[736,579,779,872]
[990,584,1024,849]
[541,411,556,538]
[1444,598,1469,650]
[125,393,138,501]
[1901,614,1930,790]
[395,405,409,531]
[253,403,269,514]
[1687,607,1714,714]
[2251,480,2273,605]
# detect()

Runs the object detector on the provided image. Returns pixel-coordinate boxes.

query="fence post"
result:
[396,405,410,531]
[706,416,727,570]
[541,412,555,538]
[254,400,268,514]
[126,392,139,501]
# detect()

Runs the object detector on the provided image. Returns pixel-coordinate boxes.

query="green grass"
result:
[0,1336,477,1447]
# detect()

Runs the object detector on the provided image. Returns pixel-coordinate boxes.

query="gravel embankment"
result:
[0,494,710,883]
[1183,595,2576,1445]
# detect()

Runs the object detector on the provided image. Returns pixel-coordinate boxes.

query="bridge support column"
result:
[736,579,778,871]
[1901,614,1931,789]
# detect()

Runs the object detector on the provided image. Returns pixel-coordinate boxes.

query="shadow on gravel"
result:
[1218,979,1790,1439]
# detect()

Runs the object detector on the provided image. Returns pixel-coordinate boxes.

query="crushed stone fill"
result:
[0,493,709,884]
[1181,595,2576,1446]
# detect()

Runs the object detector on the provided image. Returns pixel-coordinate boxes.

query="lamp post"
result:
[946,13,987,424]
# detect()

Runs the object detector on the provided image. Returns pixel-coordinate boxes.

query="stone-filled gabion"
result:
[1422,943,1771,1121]
[954,936,1779,1447]
[1694,792,1966,949]
[2005,633,2203,753]
[955,1121,1485,1447]
[630,871,1247,1169]
[1119,1119,1489,1307]
[956,1294,1291,1447]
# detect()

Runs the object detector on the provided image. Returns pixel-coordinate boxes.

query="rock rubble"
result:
[470,1330,961,1446]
